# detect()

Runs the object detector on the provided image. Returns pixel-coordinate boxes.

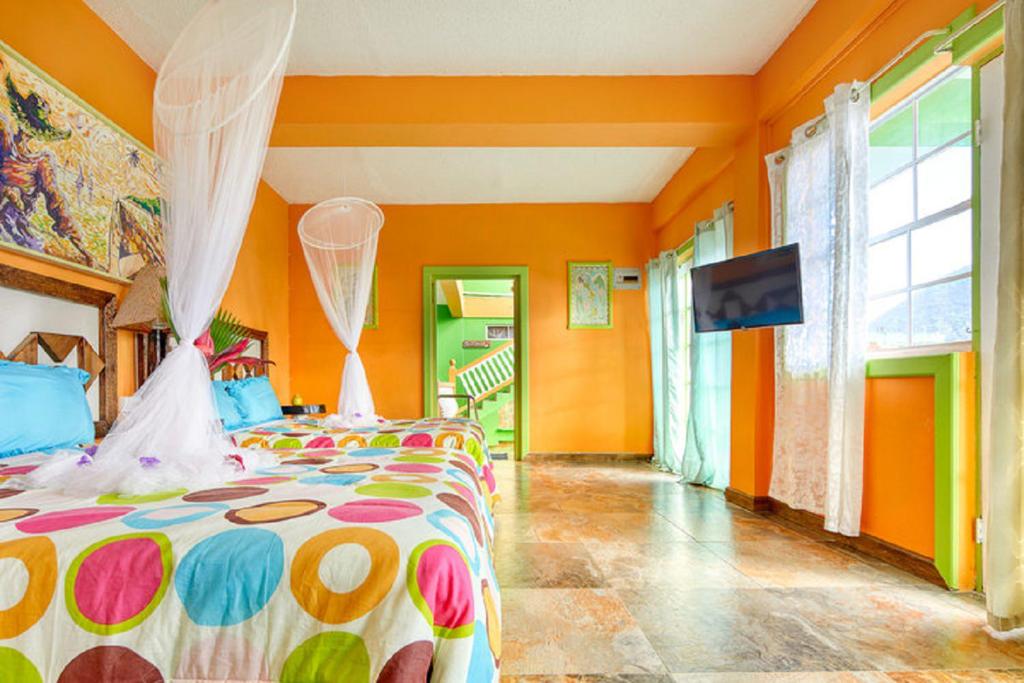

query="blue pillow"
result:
[0,361,94,458]
[224,376,282,428]
[212,381,245,431]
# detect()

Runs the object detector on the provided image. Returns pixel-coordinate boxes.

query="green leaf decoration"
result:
[208,308,247,355]
[159,277,246,354]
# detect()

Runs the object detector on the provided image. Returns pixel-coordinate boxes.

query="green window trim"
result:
[969,45,1004,593]
[866,353,964,589]
[952,4,1005,65]
[871,7,976,105]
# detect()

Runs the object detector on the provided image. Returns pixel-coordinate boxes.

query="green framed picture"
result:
[567,261,613,329]
[364,265,379,329]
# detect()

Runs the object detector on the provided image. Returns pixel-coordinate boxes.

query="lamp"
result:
[111,264,171,386]
[112,264,166,331]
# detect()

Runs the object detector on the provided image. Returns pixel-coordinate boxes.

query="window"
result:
[485,324,514,340]
[867,67,973,352]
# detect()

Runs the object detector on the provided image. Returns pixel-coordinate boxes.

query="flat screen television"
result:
[691,243,804,333]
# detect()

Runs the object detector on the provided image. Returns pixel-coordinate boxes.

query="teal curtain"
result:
[681,203,733,489]
[647,250,691,473]
[647,259,666,467]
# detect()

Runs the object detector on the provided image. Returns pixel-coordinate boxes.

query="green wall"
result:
[435,305,514,374]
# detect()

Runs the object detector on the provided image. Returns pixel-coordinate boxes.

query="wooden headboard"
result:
[0,264,118,435]
[214,325,270,381]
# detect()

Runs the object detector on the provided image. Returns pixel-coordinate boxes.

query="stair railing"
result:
[448,341,514,408]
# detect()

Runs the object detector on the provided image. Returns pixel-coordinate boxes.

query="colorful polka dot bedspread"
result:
[0,419,501,682]
[233,417,491,460]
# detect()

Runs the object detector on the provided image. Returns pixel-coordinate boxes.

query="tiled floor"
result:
[493,460,1024,682]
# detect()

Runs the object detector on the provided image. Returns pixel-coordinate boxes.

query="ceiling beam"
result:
[271,76,755,148]
[439,280,464,318]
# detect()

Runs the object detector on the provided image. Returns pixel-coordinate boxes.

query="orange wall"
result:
[1,0,291,399]
[654,159,736,253]
[651,0,988,563]
[862,377,935,557]
[289,203,654,454]
[222,185,291,397]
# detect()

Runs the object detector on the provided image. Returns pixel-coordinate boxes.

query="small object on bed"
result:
[0,360,94,457]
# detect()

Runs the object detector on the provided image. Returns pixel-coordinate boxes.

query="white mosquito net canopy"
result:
[299,198,385,427]
[29,0,296,495]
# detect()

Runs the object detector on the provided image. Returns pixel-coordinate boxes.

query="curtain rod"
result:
[934,1,1005,53]
[859,28,949,92]
[799,26,959,134]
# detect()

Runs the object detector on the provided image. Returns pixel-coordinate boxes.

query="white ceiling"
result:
[85,0,815,76]
[262,147,694,204]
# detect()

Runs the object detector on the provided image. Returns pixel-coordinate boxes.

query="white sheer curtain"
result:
[299,198,384,427]
[681,204,733,489]
[986,0,1024,632]
[647,249,690,473]
[766,83,869,536]
[29,0,296,495]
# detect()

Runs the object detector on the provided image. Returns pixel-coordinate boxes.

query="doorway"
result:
[422,266,529,460]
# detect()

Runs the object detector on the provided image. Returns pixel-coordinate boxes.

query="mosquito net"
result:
[29,0,296,494]
[299,197,385,427]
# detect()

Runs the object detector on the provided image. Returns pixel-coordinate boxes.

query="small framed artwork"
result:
[567,261,613,329]
[364,265,379,329]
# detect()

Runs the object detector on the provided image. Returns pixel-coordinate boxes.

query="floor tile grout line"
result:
[607,584,676,678]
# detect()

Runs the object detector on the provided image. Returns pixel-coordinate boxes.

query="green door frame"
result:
[423,266,529,460]
[866,354,964,589]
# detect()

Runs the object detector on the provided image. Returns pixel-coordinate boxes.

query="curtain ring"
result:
[774,154,786,166]
[851,89,861,103]
[805,124,817,138]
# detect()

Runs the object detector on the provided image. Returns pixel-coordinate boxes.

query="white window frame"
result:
[485,324,514,341]
[868,66,973,356]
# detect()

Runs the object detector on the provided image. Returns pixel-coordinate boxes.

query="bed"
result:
[0,440,501,682]
[231,417,499,510]
[0,266,501,682]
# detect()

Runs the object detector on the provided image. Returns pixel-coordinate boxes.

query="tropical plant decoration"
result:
[159,278,274,374]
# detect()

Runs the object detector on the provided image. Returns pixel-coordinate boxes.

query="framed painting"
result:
[568,261,613,329]
[364,265,379,329]
[0,40,163,282]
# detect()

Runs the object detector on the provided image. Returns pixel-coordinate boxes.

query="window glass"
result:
[869,168,914,237]
[868,293,910,349]
[917,145,972,218]
[917,69,972,155]
[486,325,513,340]
[911,277,972,345]
[867,66,973,352]
[869,106,914,185]
[868,234,907,296]
[910,211,972,285]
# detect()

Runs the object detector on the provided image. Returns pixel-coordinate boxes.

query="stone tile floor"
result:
[493,460,1024,682]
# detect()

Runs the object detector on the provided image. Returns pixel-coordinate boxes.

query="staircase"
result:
[441,342,515,446]
[449,341,514,402]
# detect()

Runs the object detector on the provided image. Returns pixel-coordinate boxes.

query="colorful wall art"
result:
[568,261,613,329]
[0,40,163,281]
